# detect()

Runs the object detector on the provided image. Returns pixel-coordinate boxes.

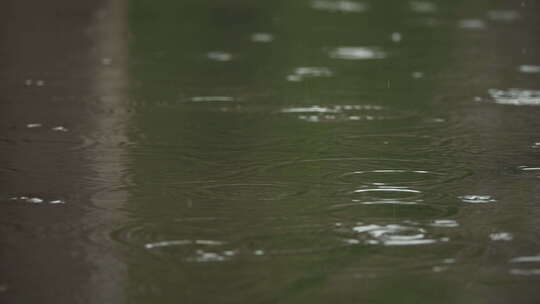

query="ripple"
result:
[338,169,439,186]
[280,104,406,122]
[145,239,225,249]
[311,0,368,13]
[459,195,496,204]
[488,88,540,106]
[193,183,305,201]
[351,223,439,246]
[329,47,386,60]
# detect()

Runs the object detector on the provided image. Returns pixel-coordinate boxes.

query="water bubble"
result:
[459,195,496,204]
[251,33,274,43]
[207,51,232,62]
[311,0,368,13]
[329,47,386,60]
[488,88,540,106]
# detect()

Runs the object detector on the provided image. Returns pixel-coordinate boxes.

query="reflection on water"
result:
[2,0,540,303]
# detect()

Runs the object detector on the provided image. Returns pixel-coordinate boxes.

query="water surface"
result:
[1,0,540,303]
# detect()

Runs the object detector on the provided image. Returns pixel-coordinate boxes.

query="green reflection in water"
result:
[124,0,540,303]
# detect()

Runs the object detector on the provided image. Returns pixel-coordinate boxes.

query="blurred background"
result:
[1,0,540,303]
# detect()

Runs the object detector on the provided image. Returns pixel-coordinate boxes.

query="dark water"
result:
[1,0,540,303]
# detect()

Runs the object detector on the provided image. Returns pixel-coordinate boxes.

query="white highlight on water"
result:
[488,88,540,106]
[490,232,513,241]
[329,47,386,60]
[207,51,232,62]
[191,96,234,102]
[409,1,437,13]
[458,19,486,29]
[459,195,496,204]
[311,0,368,13]
[251,33,274,43]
